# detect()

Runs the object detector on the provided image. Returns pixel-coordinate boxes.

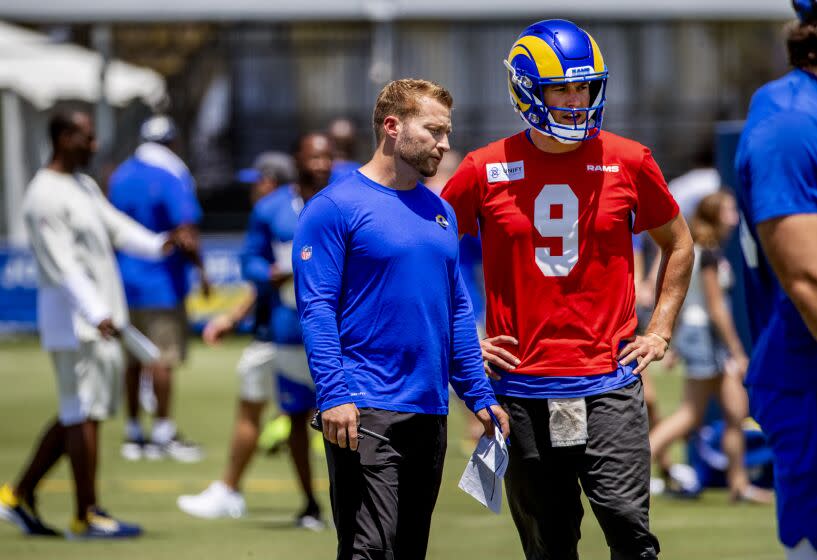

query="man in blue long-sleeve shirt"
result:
[179,137,332,529]
[293,79,509,560]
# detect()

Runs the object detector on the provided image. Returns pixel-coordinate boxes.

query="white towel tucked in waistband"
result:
[548,397,588,448]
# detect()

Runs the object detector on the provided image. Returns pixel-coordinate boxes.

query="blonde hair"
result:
[372,79,453,142]
[690,191,733,249]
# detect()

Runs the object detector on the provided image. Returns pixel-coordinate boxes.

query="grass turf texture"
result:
[0,336,778,559]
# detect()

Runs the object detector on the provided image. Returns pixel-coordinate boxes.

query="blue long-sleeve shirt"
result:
[240,185,303,345]
[292,170,497,415]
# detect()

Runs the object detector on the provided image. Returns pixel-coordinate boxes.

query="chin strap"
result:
[553,134,581,145]
[529,126,580,145]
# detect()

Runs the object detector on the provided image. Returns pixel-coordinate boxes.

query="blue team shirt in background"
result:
[250,283,274,343]
[735,68,817,391]
[109,147,202,309]
[293,171,497,415]
[241,185,304,345]
[458,234,485,324]
[329,159,360,184]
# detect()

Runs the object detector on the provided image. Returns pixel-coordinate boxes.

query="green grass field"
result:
[0,336,778,559]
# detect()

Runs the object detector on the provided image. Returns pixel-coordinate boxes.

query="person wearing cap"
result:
[735,2,817,557]
[108,115,208,463]
[237,151,297,204]
[178,140,329,529]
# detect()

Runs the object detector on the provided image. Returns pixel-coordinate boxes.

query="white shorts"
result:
[237,341,314,408]
[50,339,124,426]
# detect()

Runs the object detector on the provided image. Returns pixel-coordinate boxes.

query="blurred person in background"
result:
[639,148,722,319]
[239,151,299,455]
[178,138,331,530]
[109,115,208,463]
[631,233,671,490]
[327,117,361,183]
[427,150,488,447]
[0,111,192,538]
[649,192,772,504]
[443,20,693,559]
[635,147,721,491]
[236,151,297,205]
[735,1,817,556]
[669,147,721,223]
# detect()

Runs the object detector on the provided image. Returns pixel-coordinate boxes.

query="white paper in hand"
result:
[121,325,160,365]
[474,429,509,477]
[458,428,508,514]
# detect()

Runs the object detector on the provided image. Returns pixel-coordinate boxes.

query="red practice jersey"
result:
[442,130,679,376]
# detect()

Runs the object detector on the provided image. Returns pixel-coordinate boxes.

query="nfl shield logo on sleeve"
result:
[300,245,313,261]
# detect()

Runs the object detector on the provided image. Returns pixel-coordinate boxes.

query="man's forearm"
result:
[784,277,817,340]
[300,303,351,410]
[448,272,492,408]
[226,288,257,324]
[647,242,693,339]
[270,265,294,287]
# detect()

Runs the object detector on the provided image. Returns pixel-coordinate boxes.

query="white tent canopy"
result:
[0,21,165,109]
[0,20,166,246]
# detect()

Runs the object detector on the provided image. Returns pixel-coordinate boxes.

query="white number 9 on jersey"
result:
[533,184,579,277]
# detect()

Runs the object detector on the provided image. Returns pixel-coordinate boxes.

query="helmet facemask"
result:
[539,76,607,143]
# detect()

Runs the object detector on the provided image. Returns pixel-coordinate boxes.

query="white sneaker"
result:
[163,436,204,463]
[668,463,701,495]
[177,482,246,519]
[294,502,326,532]
[296,513,326,532]
[147,434,204,463]
[120,438,146,461]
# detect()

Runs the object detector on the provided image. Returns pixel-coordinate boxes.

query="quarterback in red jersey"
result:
[442,19,693,560]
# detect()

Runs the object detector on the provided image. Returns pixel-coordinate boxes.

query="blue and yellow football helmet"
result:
[505,19,608,143]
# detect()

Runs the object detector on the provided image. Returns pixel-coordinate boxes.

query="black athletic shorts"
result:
[499,380,660,560]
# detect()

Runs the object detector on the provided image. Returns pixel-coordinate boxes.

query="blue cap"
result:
[236,168,262,183]
[235,151,296,185]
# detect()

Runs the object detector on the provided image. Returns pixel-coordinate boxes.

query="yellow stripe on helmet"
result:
[588,34,605,74]
[507,80,530,112]
[509,35,564,79]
